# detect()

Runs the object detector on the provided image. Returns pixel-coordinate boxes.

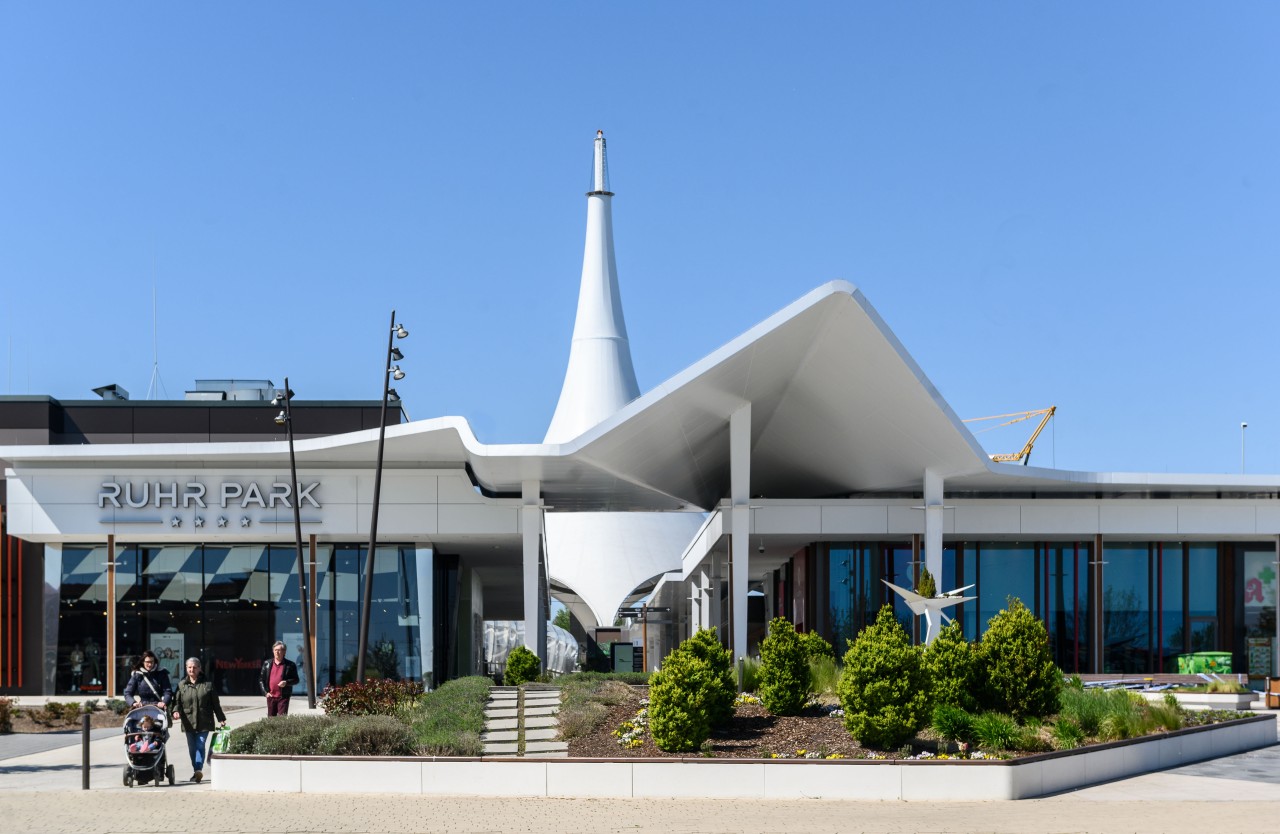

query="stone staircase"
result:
[481,685,568,757]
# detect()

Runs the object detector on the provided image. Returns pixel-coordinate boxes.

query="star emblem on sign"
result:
[241,517,251,528]
[217,517,228,528]
[194,516,205,528]
[170,517,181,528]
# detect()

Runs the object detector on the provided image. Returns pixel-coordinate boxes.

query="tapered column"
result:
[923,470,944,581]
[522,480,545,665]
[730,404,751,662]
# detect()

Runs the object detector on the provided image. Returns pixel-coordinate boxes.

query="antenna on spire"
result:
[145,280,169,399]
[587,130,612,196]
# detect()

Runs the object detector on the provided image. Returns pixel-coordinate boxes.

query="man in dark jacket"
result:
[173,657,226,783]
[259,640,300,716]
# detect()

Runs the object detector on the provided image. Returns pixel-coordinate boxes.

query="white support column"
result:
[521,479,545,664]
[708,551,722,633]
[730,404,752,663]
[923,469,944,582]
[698,567,710,631]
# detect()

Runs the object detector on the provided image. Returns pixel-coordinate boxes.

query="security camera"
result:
[757,541,765,554]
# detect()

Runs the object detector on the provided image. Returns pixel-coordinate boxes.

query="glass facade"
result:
[52,543,427,696]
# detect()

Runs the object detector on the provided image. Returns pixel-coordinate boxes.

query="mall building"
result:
[2,133,1278,697]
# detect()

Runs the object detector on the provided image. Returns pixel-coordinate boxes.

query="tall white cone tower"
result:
[544,130,641,444]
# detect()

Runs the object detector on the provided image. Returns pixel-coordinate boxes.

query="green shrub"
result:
[1058,686,1109,736]
[836,605,931,749]
[1050,718,1086,750]
[978,598,1062,720]
[758,618,810,716]
[971,712,1019,751]
[808,655,840,696]
[679,628,736,727]
[924,620,979,712]
[404,676,491,756]
[648,649,713,752]
[226,715,415,756]
[931,703,974,743]
[320,715,416,756]
[320,678,423,716]
[557,671,651,687]
[797,630,834,661]
[0,697,13,733]
[916,566,937,598]
[504,646,541,686]
[105,698,128,715]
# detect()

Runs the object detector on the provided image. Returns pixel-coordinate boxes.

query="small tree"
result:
[503,646,541,686]
[649,644,716,751]
[837,605,931,749]
[758,618,810,715]
[916,566,937,599]
[552,608,571,631]
[924,620,979,712]
[978,598,1062,720]
[678,627,736,727]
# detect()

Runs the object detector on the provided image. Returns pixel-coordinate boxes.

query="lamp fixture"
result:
[386,388,400,402]
[391,365,405,380]
[395,323,409,339]
[274,410,287,426]
[390,346,404,362]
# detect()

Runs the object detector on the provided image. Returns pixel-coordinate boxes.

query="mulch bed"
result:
[567,687,884,760]
[8,708,123,733]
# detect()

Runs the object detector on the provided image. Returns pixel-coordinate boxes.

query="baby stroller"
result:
[121,704,175,787]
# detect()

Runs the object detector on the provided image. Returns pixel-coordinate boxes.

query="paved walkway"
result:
[480,685,567,757]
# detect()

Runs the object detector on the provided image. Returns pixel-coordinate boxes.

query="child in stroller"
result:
[122,704,175,787]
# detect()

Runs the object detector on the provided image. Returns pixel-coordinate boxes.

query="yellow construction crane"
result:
[962,406,1056,465]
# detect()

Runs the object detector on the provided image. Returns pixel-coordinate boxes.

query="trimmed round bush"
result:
[978,598,1062,720]
[648,649,713,752]
[797,630,834,661]
[758,617,810,716]
[924,620,979,712]
[503,645,541,686]
[836,605,931,749]
[675,627,735,728]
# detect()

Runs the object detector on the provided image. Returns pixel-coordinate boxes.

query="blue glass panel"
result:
[1103,543,1150,673]
[976,542,1037,638]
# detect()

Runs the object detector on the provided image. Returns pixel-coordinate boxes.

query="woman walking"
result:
[123,650,173,711]
[172,657,226,783]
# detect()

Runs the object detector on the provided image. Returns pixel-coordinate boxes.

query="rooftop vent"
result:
[91,384,130,401]
[184,379,276,402]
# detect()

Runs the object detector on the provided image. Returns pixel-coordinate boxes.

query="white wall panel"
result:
[1100,503,1179,535]
[1178,505,1256,535]
[756,505,820,534]
[820,505,888,534]
[439,505,518,535]
[1018,503,1099,535]
[886,506,924,535]
[953,505,1019,535]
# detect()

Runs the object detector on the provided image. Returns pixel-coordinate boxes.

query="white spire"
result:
[544,131,640,444]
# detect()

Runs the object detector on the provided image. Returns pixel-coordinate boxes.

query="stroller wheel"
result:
[167,764,175,786]
[124,770,134,788]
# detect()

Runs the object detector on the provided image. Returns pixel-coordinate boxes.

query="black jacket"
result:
[123,667,174,706]
[259,657,300,699]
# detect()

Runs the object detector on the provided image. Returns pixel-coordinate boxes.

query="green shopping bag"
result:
[209,726,232,754]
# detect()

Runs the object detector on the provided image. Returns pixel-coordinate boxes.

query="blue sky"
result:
[1,4,1276,475]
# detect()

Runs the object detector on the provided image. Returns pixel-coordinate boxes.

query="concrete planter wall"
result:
[212,714,1274,801]
[1141,691,1257,710]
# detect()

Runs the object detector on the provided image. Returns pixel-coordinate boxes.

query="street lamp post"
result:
[1241,422,1248,474]
[356,311,408,682]
[273,378,316,709]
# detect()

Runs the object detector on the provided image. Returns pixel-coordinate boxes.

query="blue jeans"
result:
[186,731,209,773]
